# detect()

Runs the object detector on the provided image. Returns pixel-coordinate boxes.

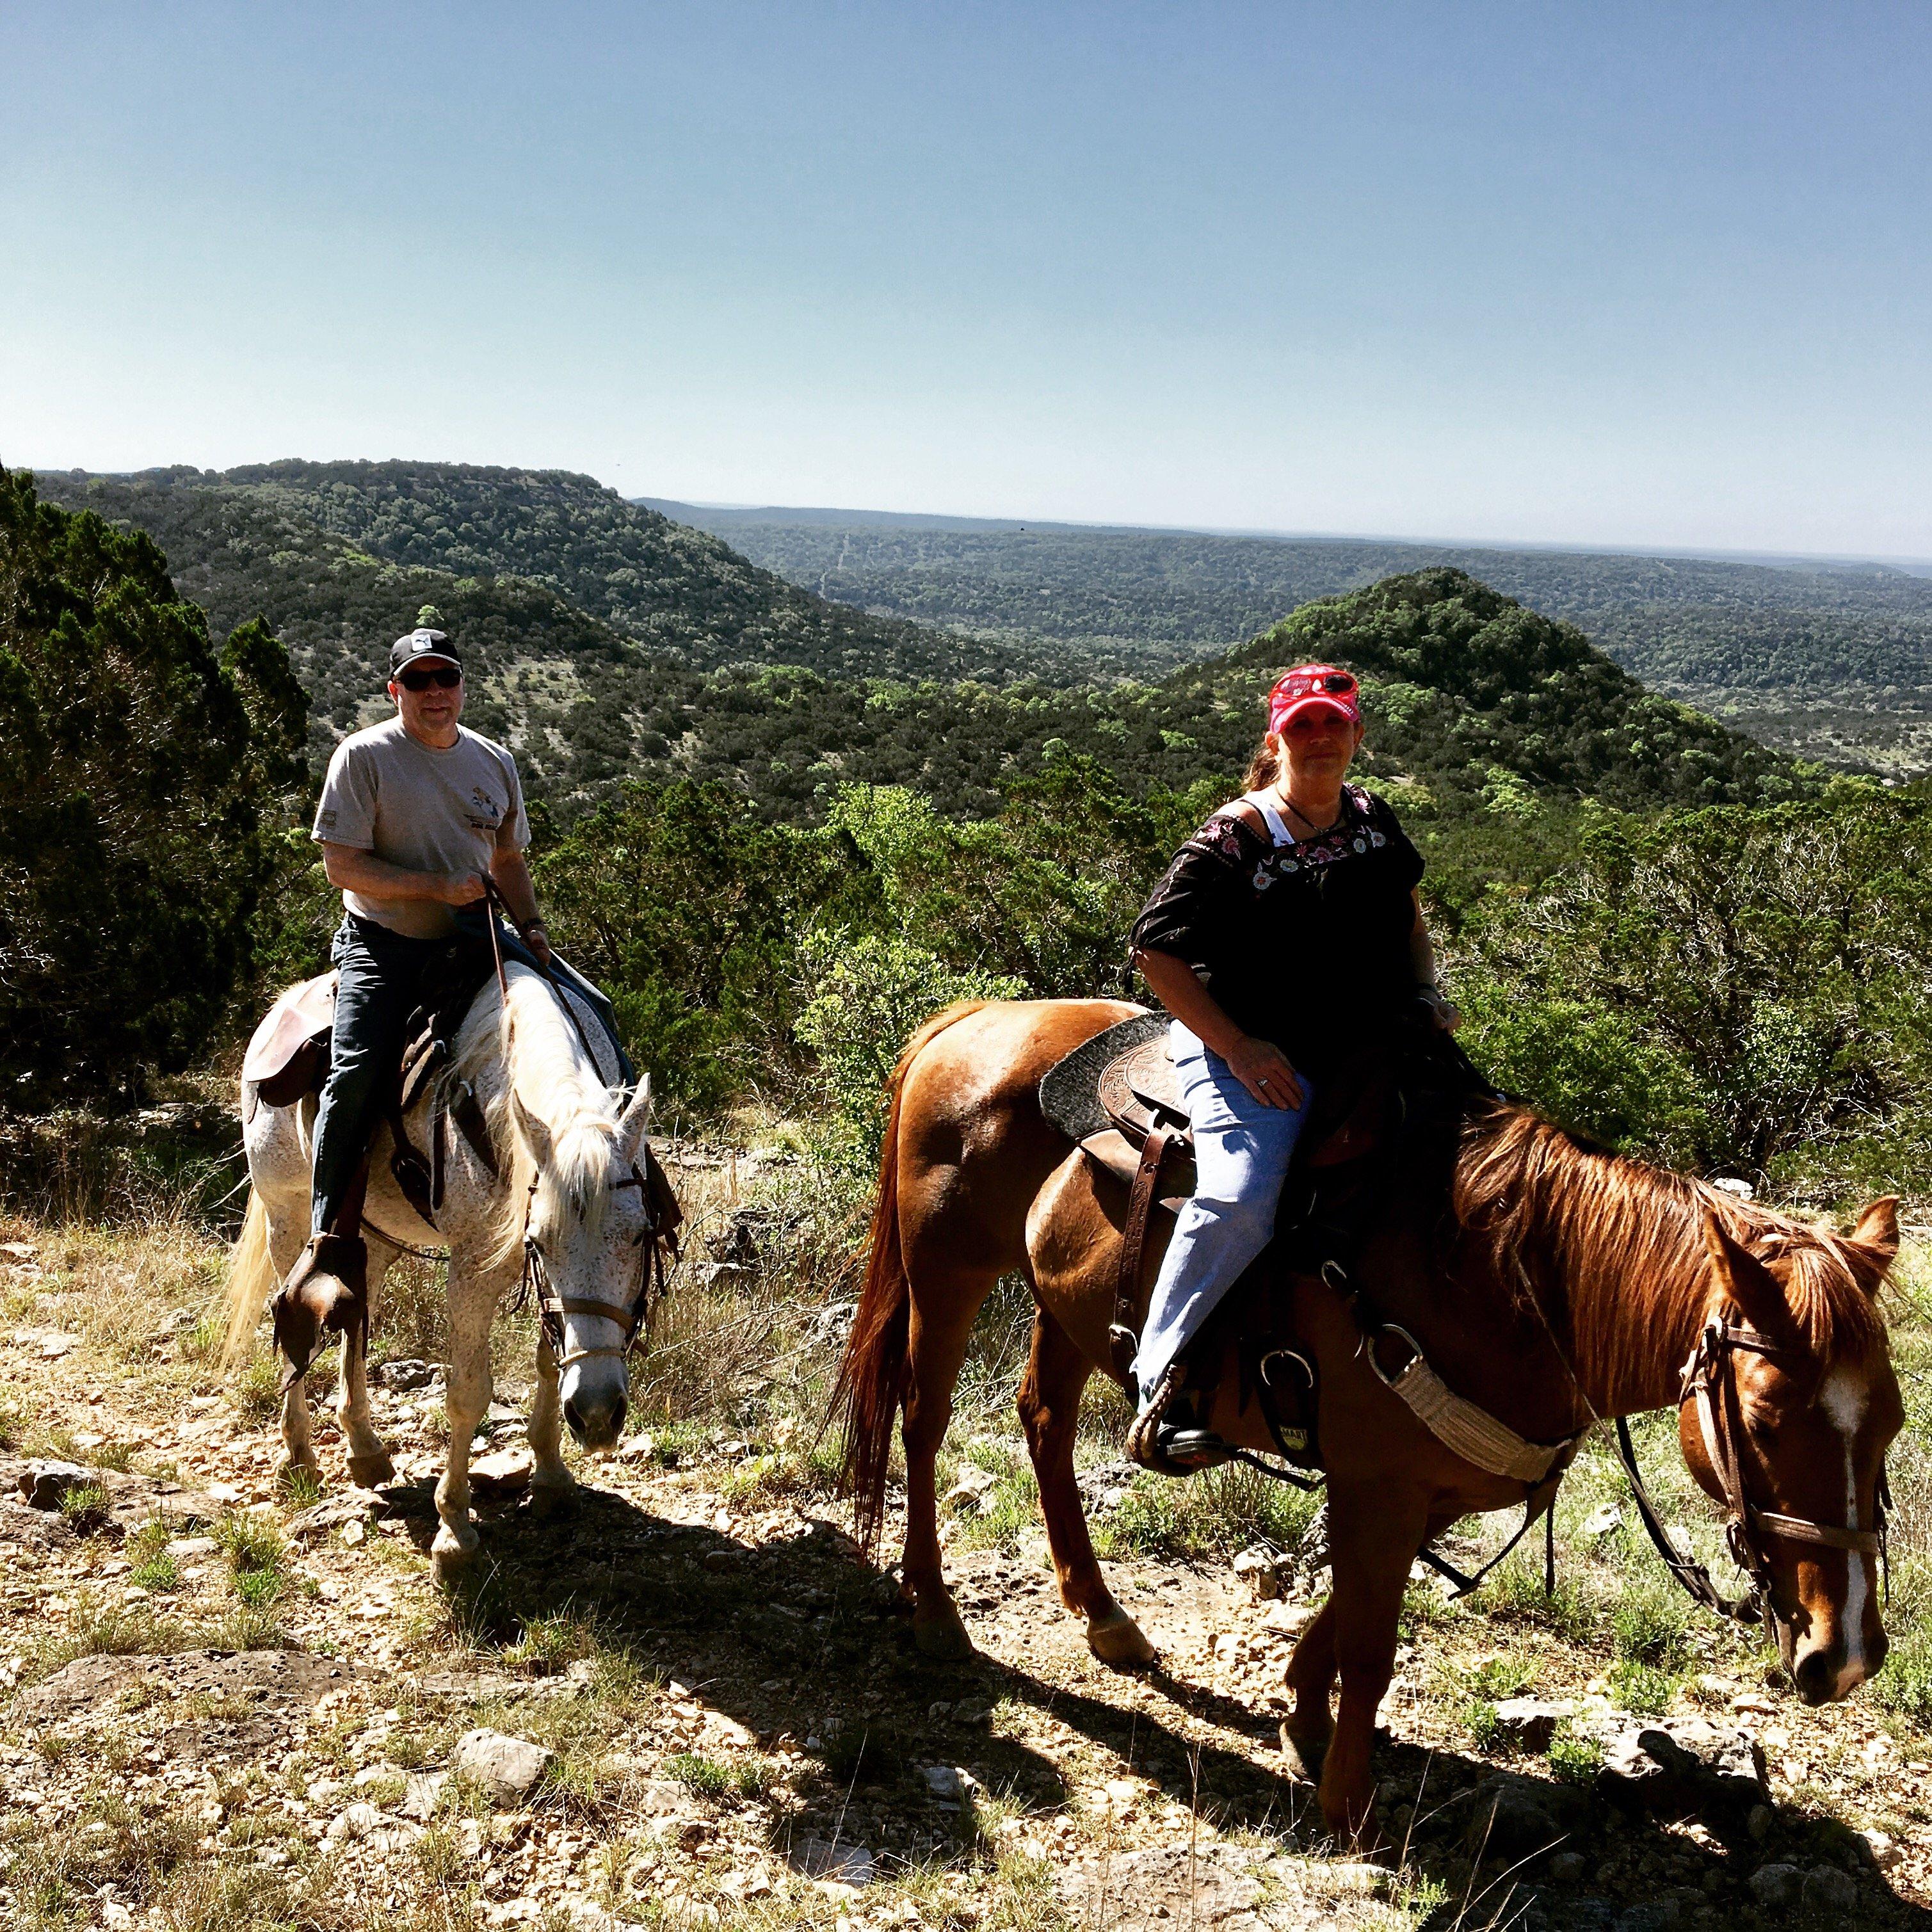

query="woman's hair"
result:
[1243,734,1282,791]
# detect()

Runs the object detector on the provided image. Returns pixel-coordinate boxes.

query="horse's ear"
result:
[510,1090,553,1171]
[1846,1196,1901,1286]
[615,1078,652,1166]
[1700,1207,1787,1332]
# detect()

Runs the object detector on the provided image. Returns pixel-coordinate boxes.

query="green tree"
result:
[1456,784,1932,1187]
[0,469,307,1102]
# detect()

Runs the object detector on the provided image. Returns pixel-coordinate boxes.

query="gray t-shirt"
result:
[312,717,529,939]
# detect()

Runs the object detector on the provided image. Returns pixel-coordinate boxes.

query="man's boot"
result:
[272,1232,367,1389]
[1125,1362,1234,1477]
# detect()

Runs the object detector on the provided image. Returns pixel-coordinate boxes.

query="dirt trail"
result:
[1,1226,1928,1930]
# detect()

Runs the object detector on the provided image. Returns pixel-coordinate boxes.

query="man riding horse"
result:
[277,624,627,1362]
[1124,663,1460,1473]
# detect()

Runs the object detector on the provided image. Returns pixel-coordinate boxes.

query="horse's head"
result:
[511,1080,657,1453]
[1684,1196,1903,1703]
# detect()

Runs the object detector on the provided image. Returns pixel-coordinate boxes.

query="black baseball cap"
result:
[389,627,462,674]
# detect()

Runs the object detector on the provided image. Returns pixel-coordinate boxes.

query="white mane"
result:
[448,965,620,1266]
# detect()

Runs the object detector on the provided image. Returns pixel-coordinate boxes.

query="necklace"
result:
[1273,785,1342,837]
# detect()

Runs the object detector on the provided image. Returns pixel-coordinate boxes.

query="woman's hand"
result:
[1419,985,1463,1033]
[1223,1034,1305,1109]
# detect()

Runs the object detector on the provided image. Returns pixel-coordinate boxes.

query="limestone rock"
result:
[791,1836,874,1887]
[19,1647,351,1723]
[1463,1772,1581,1861]
[1490,1698,1574,1753]
[19,1460,90,1509]
[450,1728,553,1806]
[941,1465,997,1515]
[468,1448,534,1491]
[1802,1867,1858,1913]
[1597,1718,1767,1819]
[373,1357,436,1390]
[396,1772,446,1821]
[1748,1865,1803,1907]
[1231,1544,1291,1600]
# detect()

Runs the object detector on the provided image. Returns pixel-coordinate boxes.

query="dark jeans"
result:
[310,917,441,1235]
[309,910,632,1235]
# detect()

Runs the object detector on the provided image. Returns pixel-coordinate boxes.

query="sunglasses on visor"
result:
[1284,670,1357,696]
[398,665,463,691]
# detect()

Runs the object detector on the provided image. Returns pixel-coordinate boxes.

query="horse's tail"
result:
[828,999,992,1551]
[221,1189,280,1371]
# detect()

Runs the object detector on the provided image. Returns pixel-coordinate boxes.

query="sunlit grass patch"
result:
[28,1593,198,1680]
[231,1353,283,1426]
[216,1512,286,1576]
[1098,1461,1321,1561]
[57,1482,110,1533]
[130,1551,182,1593]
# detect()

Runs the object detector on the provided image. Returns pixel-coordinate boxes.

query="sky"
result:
[3,2,1929,558]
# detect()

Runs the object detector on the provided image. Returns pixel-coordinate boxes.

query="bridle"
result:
[1616,1317,1890,1641]
[517,1159,672,1372]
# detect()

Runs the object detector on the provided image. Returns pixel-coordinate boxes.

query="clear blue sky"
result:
[4,2,1928,556]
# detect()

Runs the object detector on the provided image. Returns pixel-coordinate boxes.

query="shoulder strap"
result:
[1232,791,1294,847]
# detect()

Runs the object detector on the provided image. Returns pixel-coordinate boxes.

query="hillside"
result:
[28,468,1794,826]
[34,465,1026,689]
[658,509,1932,726]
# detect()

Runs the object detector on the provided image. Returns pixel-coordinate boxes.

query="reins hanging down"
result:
[1615,1318,1889,1639]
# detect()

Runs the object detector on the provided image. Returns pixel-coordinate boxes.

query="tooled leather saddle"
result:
[1038,1008,1450,1399]
[240,940,505,1226]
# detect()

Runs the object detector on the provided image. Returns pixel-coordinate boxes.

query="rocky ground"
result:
[1,1197,1929,1932]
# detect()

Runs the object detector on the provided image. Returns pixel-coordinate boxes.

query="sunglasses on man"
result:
[397,665,463,691]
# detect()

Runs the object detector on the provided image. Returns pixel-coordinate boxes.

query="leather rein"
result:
[517,1164,669,1371]
[481,879,674,1373]
[1614,1317,1890,1639]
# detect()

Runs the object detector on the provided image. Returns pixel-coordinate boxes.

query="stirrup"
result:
[1127,1365,1229,1479]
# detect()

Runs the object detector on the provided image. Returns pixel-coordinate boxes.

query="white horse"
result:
[223,963,656,1576]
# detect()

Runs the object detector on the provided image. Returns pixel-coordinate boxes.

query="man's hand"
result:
[437,870,491,907]
[1222,1034,1305,1109]
[524,923,555,967]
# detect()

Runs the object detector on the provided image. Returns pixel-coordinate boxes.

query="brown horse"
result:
[828,998,1904,1841]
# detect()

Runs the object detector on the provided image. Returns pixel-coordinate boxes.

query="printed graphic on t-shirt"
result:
[466,786,503,833]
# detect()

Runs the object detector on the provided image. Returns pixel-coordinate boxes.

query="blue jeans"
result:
[310,917,439,1235]
[309,910,633,1234]
[1130,1022,1312,1405]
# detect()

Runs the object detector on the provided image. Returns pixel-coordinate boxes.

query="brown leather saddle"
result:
[1038,1010,1405,1396]
[241,949,503,1226]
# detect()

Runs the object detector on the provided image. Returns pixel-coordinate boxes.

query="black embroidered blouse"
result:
[1128,784,1426,1078]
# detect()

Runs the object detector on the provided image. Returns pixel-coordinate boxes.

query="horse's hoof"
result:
[346,1452,396,1489]
[913,1611,976,1661]
[527,1476,577,1520]
[431,1524,479,1581]
[1279,1721,1330,1783]
[276,1453,322,1485]
[1086,1609,1157,1668]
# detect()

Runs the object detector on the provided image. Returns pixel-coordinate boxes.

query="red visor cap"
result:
[1267,664,1361,734]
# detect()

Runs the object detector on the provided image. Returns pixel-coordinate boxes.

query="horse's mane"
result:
[1453,1104,1887,1395]
[449,967,619,1268]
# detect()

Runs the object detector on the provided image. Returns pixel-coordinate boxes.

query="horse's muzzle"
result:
[564,1387,627,1451]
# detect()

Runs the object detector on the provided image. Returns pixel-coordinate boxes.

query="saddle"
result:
[239,937,506,1225]
[1037,1006,1479,1427]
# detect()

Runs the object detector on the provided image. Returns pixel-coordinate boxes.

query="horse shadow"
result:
[371,1477,1928,1931]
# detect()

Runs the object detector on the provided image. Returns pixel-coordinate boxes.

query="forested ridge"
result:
[29,464,1791,826]
[10,458,1932,1214]
[664,511,1932,704]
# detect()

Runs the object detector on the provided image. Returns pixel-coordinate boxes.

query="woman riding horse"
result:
[1126,663,1458,1472]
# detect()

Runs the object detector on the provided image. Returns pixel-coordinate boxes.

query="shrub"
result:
[0,469,306,1104]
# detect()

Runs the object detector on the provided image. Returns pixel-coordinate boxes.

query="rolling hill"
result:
[26,464,1796,828]
[648,505,1932,749]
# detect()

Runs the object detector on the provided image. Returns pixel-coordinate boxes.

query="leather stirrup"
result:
[273,1232,368,1390]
